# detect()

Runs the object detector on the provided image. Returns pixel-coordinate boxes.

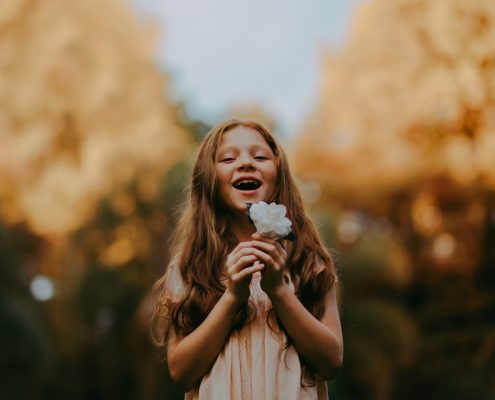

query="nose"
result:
[237,153,254,170]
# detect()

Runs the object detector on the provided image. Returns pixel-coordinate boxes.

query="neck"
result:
[226,209,256,243]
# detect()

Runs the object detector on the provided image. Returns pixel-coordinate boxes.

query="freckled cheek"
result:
[218,170,236,199]
[216,169,231,188]
[217,183,233,206]
[265,166,277,186]
[263,174,277,197]
[219,179,232,197]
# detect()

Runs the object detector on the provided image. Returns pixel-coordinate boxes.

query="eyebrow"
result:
[217,144,271,154]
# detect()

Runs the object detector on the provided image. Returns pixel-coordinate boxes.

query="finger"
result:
[228,242,254,264]
[229,254,257,275]
[229,246,257,266]
[251,240,286,265]
[229,241,255,257]
[271,240,287,265]
[229,253,257,273]
[273,240,286,254]
[235,262,265,281]
[274,241,287,261]
[231,261,263,282]
[252,232,277,244]
[251,248,278,269]
[251,234,286,255]
[250,240,276,255]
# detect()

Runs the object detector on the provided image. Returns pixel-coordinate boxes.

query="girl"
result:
[151,119,343,399]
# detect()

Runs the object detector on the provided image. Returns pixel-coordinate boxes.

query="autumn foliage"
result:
[0,0,188,235]
[293,0,495,398]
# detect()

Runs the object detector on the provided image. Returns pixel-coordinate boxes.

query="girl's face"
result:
[216,126,277,214]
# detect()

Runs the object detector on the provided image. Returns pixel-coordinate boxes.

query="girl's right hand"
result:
[224,242,265,304]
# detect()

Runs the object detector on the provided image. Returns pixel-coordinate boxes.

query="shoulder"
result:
[315,261,326,275]
[314,255,339,283]
[292,257,338,291]
[163,255,186,303]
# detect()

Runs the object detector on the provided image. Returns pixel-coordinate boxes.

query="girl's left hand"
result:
[250,232,288,295]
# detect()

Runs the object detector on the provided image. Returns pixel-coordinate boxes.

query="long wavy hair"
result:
[151,118,337,386]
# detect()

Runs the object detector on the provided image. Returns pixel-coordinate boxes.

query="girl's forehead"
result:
[218,126,271,150]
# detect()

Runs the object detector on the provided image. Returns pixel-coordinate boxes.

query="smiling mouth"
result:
[232,178,262,191]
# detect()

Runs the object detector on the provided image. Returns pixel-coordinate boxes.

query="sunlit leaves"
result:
[0,0,189,235]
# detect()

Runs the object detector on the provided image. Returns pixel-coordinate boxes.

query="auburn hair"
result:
[151,118,337,386]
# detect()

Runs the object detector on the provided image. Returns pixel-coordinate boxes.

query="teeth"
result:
[233,178,261,189]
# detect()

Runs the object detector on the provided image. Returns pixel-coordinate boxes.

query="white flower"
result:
[248,201,293,240]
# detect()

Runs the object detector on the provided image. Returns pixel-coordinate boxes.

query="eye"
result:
[220,157,235,163]
[255,155,268,161]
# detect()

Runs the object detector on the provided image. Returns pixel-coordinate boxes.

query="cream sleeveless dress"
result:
[164,263,329,400]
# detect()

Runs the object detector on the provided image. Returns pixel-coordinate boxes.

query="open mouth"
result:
[232,178,262,191]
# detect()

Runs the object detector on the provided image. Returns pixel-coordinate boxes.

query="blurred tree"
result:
[0,0,192,398]
[293,0,495,398]
[226,102,280,134]
[0,222,49,400]
[0,0,189,236]
[295,0,495,202]
[61,161,195,400]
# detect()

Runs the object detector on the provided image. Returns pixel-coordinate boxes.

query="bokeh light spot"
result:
[433,233,456,260]
[30,275,56,302]
[338,212,362,243]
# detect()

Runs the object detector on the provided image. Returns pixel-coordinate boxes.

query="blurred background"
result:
[1,0,495,399]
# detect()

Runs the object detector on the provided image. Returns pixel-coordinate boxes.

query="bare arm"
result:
[167,290,243,391]
[250,234,343,380]
[167,243,265,392]
[267,282,343,380]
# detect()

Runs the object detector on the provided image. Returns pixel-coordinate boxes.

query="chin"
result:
[226,199,253,215]
[237,194,264,207]
[222,189,270,213]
